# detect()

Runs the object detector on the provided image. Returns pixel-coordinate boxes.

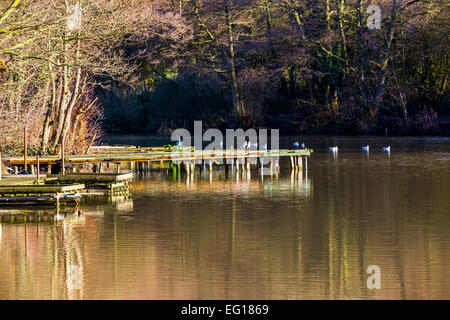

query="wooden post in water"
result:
[260,157,264,175]
[297,156,302,170]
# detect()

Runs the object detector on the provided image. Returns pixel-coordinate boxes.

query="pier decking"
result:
[0,184,84,205]
[47,173,133,197]
[5,148,311,165]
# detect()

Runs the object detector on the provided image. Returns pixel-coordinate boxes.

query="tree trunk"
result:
[60,35,82,150]
[41,62,56,153]
[224,1,240,116]
[375,0,397,106]
[50,33,69,152]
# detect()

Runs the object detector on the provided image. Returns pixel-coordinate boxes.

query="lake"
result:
[0,135,449,299]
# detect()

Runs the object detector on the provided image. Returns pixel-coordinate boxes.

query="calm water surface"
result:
[1,136,449,299]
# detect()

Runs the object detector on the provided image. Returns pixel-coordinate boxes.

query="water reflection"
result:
[0,136,449,299]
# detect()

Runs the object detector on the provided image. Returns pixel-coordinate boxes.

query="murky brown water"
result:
[1,136,449,299]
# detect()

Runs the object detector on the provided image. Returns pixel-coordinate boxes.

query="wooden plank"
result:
[48,172,133,183]
[0,176,50,186]
[0,184,85,193]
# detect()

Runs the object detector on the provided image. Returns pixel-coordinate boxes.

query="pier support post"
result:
[24,125,28,173]
[36,154,40,180]
[209,160,213,172]
[260,157,264,175]
[61,140,65,175]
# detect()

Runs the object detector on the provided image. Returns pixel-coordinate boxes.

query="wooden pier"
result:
[4,148,312,174]
[0,146,312,205]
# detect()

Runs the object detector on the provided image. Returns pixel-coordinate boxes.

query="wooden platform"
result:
[0,184,84,205]
[46,173,132,197]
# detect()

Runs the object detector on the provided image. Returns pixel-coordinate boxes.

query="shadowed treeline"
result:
[103,0,449,136]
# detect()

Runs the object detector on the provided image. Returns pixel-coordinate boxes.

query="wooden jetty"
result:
[4,148,312,174]
[0,146,312,204]
[0,173,131,205]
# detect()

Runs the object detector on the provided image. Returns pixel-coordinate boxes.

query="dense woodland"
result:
[0,0,449,155]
